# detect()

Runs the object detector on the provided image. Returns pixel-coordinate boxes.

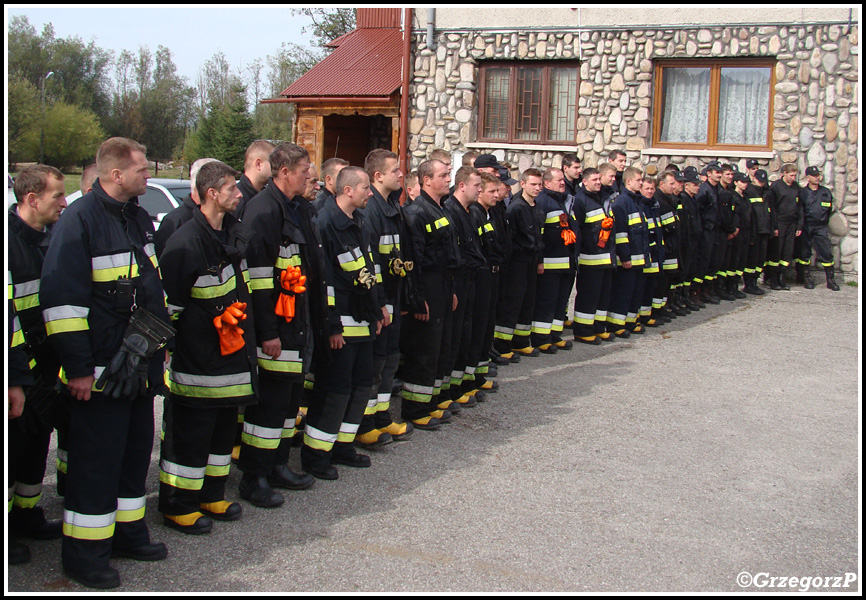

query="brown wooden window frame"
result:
[478,60,580,146]
[652,58,776,152]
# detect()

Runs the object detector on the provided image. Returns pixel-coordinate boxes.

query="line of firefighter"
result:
[7,139,841,589]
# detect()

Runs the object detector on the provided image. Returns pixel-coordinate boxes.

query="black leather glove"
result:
[96,308,175,401]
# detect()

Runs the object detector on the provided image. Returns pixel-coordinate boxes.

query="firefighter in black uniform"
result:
[638,177,664,326]
[158,161,258,533]
[239,143,324,507]
[401,159,461,429]
[302,167,386,479]
[764,164,804,290]
[8,166,66,558]
[494,169,545,357]
[716,165,739,301]
[743,169,771,295]
[678,170,705,310]
[443,167,488,407]
[41,138,171,589]
[653,171,686,318]
[729,172,752,297]
[468,172,508,390]
[695,162,725,304]
[572,168,617,343]
[797,166,840,291]
[9,276,35,565]
[354,150,416,448]
[533,168,578,352]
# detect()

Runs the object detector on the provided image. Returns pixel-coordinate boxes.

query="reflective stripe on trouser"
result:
[532,268,574,347]
[609,266,646,331]
[573,268,613,338]
[238,377,303,477]
[797,225,834,268]
[158,399,238,516]
[7,396,54,510]
[467,266,496,392]
[302,340,373,470]
[62,389,154,573]
[401,271,452,420]
[640,274,657,320]
[494,258,537,354]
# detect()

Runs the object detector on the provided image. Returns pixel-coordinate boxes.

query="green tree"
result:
[24,101,105,169]
[7,76,40,165]
[198,84,255,171]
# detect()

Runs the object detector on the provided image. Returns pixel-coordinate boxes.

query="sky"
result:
[6,5,317,91]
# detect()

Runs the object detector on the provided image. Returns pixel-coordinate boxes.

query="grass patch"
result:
[846,280,857,287]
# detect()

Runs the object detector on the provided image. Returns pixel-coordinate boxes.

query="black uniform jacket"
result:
[358,186,411,308]
[611,188,649,268]
[244,179,330,379]
[505,193,544,262]
[8,207,61,384]
[535,187,579,271]
[444,195,486,273]
[800,185,834,229]
[696,181,722,232]
[765,179,804,228]
[653,190,680,272]
[40,179,169,388]
[403,189,462,306]
[315,198,384,342]
[745,183,772,235]
[161,207,258,408]
[573,185,616,270]
[469,202,509,268]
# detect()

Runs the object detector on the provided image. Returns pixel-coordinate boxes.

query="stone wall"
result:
[406,23,859,276]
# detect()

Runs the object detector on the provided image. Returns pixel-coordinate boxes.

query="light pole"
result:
[40,71,54,165]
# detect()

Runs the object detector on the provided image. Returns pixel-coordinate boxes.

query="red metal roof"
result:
[280,28,404,99]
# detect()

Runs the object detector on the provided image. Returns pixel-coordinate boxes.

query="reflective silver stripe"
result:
[256,348,301,362]
[615,232,629,239]
[280,244,300,258]
[117,496,147,512]
[339,422,360,435]
[243,422,283,440]
[91,252,134,271]
[304,424,338,444]
[43,305,89,321]
[207,454,232,467]
[402,382,434,395]
[341,315,370,327]
[64,509,115,528]
[585,208,605,220]
[170,371,252,388]
[160,459,205,479]
[193,264,235,288]
[167,303,185,317]
[249,266,274,279]
[14,279,40,297]
[14,482,42,497]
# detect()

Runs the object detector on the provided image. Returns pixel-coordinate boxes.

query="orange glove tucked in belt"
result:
[598,216,614,248]
[213,302,247,356]
[275,266,306,322]
[559,214,576,246]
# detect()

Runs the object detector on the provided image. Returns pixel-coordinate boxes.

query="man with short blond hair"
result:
[313,157,349,213]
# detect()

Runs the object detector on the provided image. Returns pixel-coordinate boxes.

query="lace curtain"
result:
[660,67,711,144]
[717,67,771,145]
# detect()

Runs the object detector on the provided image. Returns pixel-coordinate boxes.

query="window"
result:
[479,61,579,145]
[653,59,775,151]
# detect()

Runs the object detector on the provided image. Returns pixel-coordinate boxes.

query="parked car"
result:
[65,178,190,226]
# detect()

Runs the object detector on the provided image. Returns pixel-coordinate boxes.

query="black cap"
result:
[746,159,759,169]
[754,169,768,184]
[733,172,750,183]
[682,166,698,176]
[474,154,503,169]
[706,161,723,172]
[727,163,739,172]
[683,172,701,184]
[805,166,821,177]
[700,167,709,176]
[497,166,517,186]
[673,171,687,182]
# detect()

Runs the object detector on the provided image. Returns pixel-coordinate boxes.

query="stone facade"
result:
[406,22,859,276]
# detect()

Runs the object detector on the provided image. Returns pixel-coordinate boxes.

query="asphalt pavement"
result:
[6,280,861,593]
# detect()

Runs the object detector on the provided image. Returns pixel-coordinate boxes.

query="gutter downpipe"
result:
[400,7,413,202]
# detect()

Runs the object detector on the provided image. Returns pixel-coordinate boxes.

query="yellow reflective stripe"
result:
[63,510,115,541]
[116,496,147,522]
[256,348,303,373]
[304,424,338,451]
[338,248,366,272]
[191,275,237,299]
[545,210,564,224]
[821,202,832,208]
[43,305,90,335]
[749,197,763,203]
[205,454,231,478]
[531,321,552,334]
[242,423,282,449]
[169,371,253,399]
[425,216,450,232]
[341,315,371,337]
[542,257,571,269]
[91,252,140,282]
[579,254,613,266]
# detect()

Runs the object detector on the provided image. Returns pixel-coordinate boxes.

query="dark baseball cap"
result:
[474,153,503,169]
[497,166,517,186]
[746,159,759,169]
[805,166,821,177]
[682,166,698,176]
[700,167,709,177]
[733,172,750,183]
[673,170,687,182]
[754,169,768,184]
[683,172,701,184]
[706,161,723,172]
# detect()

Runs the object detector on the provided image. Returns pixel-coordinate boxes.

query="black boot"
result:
[778,267,791,290]
[268,464,316,490]
[239,474,285,508]
[825,266,840,291]
[803,267,815,289]
[767,267,782,290]
[795,263,805,284]
[732,276,747,299]
[717,278,735,301]
[751,274,766,295]
[9,539,30,565]
[743,275,759,295]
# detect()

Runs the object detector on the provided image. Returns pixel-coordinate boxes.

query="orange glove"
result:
[598,217,614,248]
[275,267,307,322]
[213,302,247,356]
[559,214,576,246]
